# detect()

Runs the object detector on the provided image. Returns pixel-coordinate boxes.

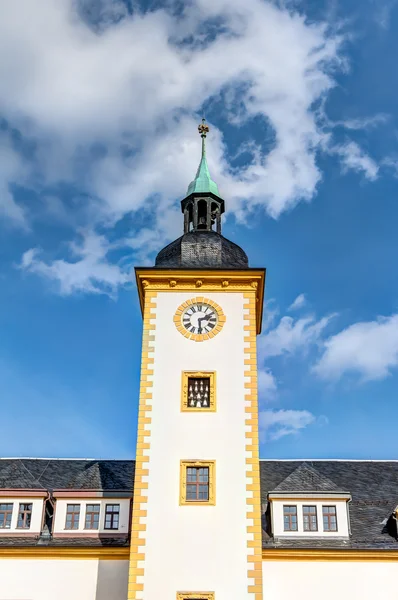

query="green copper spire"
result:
[186,118,220,197]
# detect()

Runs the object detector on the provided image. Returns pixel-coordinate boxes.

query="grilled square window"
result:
[188,377,210,409]
[104,504,120,530]
[0,503,13,529]
[85,504,100,530]
[65,504,80,530]
[283,505,298,531]
[17,503,32,529]
[323,506,338,532]
[303,505,317,532]
[180,460,216,506]
[181,372,216,412]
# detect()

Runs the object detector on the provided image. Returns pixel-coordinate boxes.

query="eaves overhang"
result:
[268,492,352,501]
[135,267,266,334]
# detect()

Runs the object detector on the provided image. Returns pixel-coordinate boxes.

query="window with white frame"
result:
[303,505,318,531]
[283,505,297,531]
[0,504,13,529]
[322,506,337,532]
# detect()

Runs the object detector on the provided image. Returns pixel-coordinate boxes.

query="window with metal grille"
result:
[187,377,211,409]
[322,506,337,531]
[303,505,317,531]
[17,503,32,529]
[85,504,100,530]
[181,372,216,412]
[283,505,298,531]
[0,504,13,529]
[186,467,209,501]
[65,504,80,530]
[104,504,120,530]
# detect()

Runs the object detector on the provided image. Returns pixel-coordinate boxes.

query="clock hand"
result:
[202,313,213,322]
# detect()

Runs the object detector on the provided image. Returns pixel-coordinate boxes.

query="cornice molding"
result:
[262,548,398,562]
[135,268,266,334]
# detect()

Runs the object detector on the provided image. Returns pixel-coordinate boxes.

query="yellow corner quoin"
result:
[177,593,215,600]
[261,549,398,562]
[180,460,216,506]
[128,290,157,600]
[174,297,226,342]
[181,371,216,412]
[135,268,266,334]
[243,291,264,600]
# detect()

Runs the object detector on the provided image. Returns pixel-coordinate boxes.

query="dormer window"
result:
[65,504,80,530]
[323,506,338,532]
[283,505,298,531]
[17,503,32,529]
[303,505,318,532]
[0,504,13,529]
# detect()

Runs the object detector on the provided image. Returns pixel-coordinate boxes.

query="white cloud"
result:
[333,141,379,181]
[0,0,344,225]
[372,0,398,29]
[0,131,28,227]
[332,114,389,131]
[258,313,335,360]
[0,0,381,292]
[259,409,316,441]
[20,230,129,297]
[258,368,277,401]
[288,293,307,312]
[314,314,398,381]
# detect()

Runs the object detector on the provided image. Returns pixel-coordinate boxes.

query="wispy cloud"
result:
[20,230,130,297]
[259,409,316,441]
[288,293,307,312]
[258,313,335,360]
[332,141,379,181]
[313,314,398,381]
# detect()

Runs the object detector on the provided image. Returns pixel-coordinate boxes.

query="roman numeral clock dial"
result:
[174,298,226,341]
[183,303,217,334]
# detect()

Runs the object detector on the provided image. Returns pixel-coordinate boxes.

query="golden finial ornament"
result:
[198,117,210,138]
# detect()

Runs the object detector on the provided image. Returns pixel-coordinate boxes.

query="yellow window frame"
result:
[179,460,216,506]
[181,371,216,412]
[177,593,215,600]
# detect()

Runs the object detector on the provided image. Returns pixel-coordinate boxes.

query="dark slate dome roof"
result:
[155,230,249,269]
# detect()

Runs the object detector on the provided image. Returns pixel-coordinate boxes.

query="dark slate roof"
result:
[261,460,398,550]
[0,536,129,547]
[271,462,347,494]
[0,459,134,491]
[155,231,249,268]
[1,459,398,551]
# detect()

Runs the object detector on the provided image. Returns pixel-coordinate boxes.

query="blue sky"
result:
[1,0,398,459]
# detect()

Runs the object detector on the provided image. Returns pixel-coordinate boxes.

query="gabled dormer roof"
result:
[270,462,347,494]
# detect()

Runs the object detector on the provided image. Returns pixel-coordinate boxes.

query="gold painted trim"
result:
[181,371,216,412]
[128,291,157,599]
[135,268,266,334]
[262,549,398,562]
[243,291,264,600]
[179,460,216,506]
[0,547,129,560]
[174,298,225,342]
[177,593,215,600]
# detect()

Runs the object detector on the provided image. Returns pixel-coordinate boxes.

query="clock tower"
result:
[128,120,266,600]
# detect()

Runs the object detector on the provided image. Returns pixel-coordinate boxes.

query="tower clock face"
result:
[182,302,219,335]
[174,297,226,341]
